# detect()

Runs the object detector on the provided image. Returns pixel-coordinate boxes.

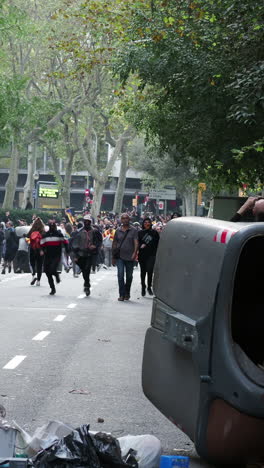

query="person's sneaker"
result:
[147,287,153,296]
[141,286,146,297]
[91,269,96,274]
[124,295,130,301]
[74,274,79,278]
[102,264,108,269]
[36,281,40,286]
[55,274,61,284]
[49,288,56,295]
[31,277,37,285]
[118,296,124,301]
[1,269,5,275]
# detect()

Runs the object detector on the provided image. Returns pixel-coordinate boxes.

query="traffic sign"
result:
[32,189,37,199]
[158,201,164,210]
[149,188,176,200]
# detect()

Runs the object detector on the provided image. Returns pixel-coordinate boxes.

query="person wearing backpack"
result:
[27,217,45,286]
[40,220,69,295]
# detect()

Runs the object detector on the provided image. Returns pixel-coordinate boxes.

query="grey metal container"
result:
[0,427,17,457]
[142,217,264,465]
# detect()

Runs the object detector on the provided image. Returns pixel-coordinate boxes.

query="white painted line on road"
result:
[54,315,66,322]
[91,282,98,286]
[3,355,27,370]
[67,303,77,309]
[32,331,50,341]
[97,278,103,282]
[5,307,67,311]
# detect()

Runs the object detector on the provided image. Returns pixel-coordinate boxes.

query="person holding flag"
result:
[65,207,76,225]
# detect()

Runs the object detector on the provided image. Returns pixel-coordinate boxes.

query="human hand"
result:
[140,244,146,249]
[237,197,259,215]
[112,258,116,266]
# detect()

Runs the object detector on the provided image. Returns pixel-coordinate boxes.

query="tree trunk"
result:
[61,172,71,209]
[91,178,105,218]
[3,137,20,210]
[21,143,36,208]
[61,150,75,208]
[113,148,128,214]
[183,189,197,216]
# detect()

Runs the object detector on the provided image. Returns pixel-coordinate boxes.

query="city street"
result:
[0,267,211,468]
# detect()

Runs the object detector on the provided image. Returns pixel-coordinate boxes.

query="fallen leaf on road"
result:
[69,389,90,395]
[97,339,111,343]
[97,418,104,423]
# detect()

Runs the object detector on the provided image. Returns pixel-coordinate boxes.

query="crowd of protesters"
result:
[0,208,181,299]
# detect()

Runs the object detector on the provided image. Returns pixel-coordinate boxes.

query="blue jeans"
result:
[116,259,134,298]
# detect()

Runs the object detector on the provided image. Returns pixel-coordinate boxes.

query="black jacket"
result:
[138,228,159,262]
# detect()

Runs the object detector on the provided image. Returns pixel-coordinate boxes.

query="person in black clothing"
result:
[25,198,33,210]
[2,221,18,274]
[72,215,101,296]
[0,224,4,263]
[138,217,159,296]
[40,220,69,295]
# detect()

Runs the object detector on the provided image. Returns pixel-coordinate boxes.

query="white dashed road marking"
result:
[3,355,27,370]
[32,331,51,341]
[54,315,66,322]
[78,294,86,299]
[67,303,77,309]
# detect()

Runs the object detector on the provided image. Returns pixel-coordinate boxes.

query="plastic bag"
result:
[32,425,100,468]
[91,432,137,468]
[32,425,138,468]
[13,420,74,457]
[118,435,161,468]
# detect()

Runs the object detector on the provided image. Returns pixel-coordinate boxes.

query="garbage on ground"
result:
[0,415,161,468]
[159,455,190,468]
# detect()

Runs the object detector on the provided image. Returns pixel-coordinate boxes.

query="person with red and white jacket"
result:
[40,220,69,295]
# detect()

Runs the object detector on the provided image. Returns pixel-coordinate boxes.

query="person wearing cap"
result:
[72,215,101,296]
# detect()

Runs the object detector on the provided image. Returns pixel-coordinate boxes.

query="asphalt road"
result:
[0,266,212,467]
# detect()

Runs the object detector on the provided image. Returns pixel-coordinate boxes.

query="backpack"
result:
[30,231,42,250]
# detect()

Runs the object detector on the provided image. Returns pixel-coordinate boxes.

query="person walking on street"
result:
[72,215,100,296]
[0,223,4,265]
[2,221,18,274]
[15,234,30,273]
[112,213,138,301]
[69,223,82,277]
[103,225,115,267]
[40,220,69,295]
[28,217,45,286]
[138,217,159,296]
